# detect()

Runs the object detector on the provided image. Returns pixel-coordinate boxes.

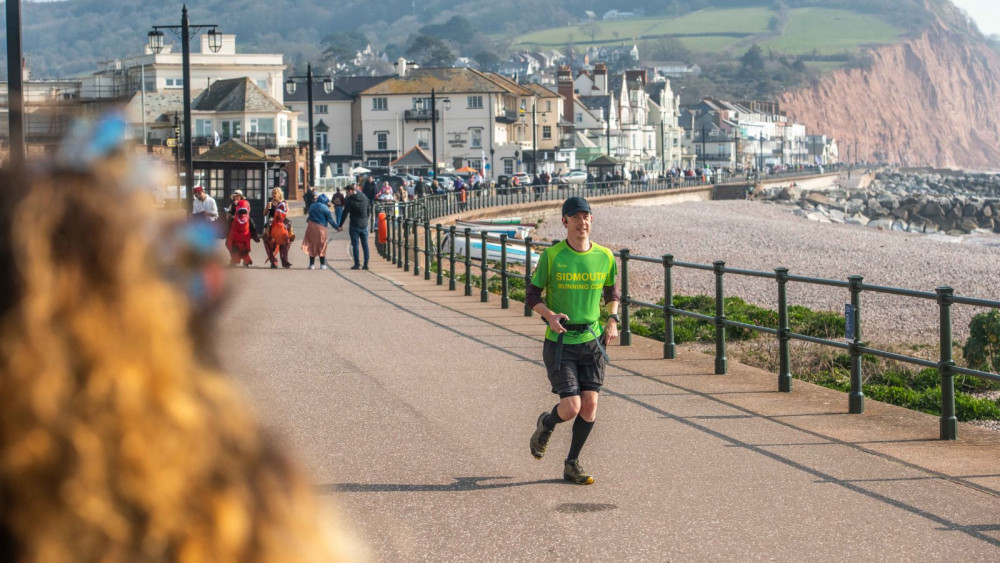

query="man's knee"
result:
[558,395,581,419]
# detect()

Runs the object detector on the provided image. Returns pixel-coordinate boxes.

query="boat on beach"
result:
[454,219,536,239]
[442,231,541,265]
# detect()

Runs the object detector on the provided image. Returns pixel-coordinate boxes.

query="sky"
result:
[950,0,1000,36]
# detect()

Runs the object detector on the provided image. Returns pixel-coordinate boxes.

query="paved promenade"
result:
[218,219,1000,561]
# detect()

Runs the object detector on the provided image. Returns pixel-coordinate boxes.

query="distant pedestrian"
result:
[527,196,619,485]
[264,188,293,269]
[337,183,370,270]
[226,199,260,267]
[331,186,346,225]
[224,189,245,222]
[302,193,337,270]
[303,185,317,211]
[191,186,218,222]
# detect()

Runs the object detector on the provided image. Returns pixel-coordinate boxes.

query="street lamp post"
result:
[531,100,537,175]
[659,117,665,177]
[699,124,707,171]
[6,0,25,165]
[149,5,222,214]
[285,63,333,189]
[429,89,450,180]
[758,134,764,173]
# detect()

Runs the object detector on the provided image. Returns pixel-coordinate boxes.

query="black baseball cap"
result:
[562,196,592,217]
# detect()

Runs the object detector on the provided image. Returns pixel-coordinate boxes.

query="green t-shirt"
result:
[531,239,618,344]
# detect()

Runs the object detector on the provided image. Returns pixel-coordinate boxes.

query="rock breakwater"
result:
[757,171,1000,236]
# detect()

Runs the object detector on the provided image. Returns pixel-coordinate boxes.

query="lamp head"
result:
[206,29,223,53]
[285,78,296,96]
[147,30,164,54]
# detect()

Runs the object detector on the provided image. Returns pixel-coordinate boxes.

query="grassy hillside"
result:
[761,8,902,55]
[513,7,903,63]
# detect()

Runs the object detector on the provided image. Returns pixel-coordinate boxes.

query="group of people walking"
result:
[192,184,370,271]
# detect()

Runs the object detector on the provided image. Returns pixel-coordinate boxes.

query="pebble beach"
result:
[533,199,1000,345]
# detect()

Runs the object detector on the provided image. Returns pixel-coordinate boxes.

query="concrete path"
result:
[218,219,1000,561]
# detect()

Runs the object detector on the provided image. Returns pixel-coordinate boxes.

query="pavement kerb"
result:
[363,245,1000,496]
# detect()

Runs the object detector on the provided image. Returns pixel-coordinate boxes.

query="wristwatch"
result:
[607,314,620,324]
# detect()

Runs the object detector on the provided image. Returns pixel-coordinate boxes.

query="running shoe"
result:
[563,459,594,485]
[529,412,552,459]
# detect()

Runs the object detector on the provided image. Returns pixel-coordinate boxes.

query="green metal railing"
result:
[372,169,997,441]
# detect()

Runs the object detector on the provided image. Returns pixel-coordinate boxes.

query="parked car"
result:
[555,170,588,185]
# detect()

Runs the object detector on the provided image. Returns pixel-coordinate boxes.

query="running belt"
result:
[552,322,611,369]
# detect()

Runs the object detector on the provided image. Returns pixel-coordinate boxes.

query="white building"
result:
[356,64,542,177]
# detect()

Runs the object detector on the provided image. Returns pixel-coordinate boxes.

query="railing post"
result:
[479,231,489,302]
[620,248,631,346]
[464,228,473,296]
[448,225,456,291]
[412,219,420,276]
[435,224,443,285]
[424,220,431,280]
[714,260,727,374]
[402,218,410,271]
[524,236,534,317]
[776,267,792,392]
[937,286,957,440]
[390,215,397,265]
[500,233,509,309]
[664,254,675,359]
[848,274,865,414]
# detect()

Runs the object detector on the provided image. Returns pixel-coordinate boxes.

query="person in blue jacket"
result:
[302,193,337,270]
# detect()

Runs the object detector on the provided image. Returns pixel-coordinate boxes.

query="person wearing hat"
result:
[336,183,370,270]
[525,196,620,485]
[224,189,245,223]
[191,186,218,222]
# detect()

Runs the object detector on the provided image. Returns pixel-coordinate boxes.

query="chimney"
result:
[594,63,608,94]
[557,65,575,125]
[625,69,646,87]
[394,57,408,77]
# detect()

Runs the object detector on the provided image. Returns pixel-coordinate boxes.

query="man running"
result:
[526,196,620,485]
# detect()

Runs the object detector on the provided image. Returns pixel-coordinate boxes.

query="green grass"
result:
[513,8,773,48]
[512,6,903,62]
[761,8,902,55]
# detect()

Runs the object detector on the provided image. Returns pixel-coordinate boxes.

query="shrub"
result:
[963,309,1000,374]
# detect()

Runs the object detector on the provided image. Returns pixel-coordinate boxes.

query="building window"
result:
[165,78,184,88]
[575,112,583,124]
[196,119,213,138]
[355,134,363,155]
[542,125,552,140]
[467,95,483,109]
[315,104,328,114]
[367,159,379,167]
[470,128,482,148]
[503,159,514,174]
[316,131,328,152]
[546,100,551,112]
[412,97,431,109]
[221,120,241,141]
[468,159,482,171]
[256,79,268,91]
[415,129,430,150]
[372,97,388,111]
[376,131,388,150]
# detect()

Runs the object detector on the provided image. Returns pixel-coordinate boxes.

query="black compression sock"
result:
[320,257,327,266]
[543,405,568,431]
[567,417,595,461]
[309,257,316,266]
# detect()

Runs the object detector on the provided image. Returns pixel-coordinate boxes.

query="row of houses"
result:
[0,34,837,189]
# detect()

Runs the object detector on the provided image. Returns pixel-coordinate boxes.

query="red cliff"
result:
[779,22,1000,169]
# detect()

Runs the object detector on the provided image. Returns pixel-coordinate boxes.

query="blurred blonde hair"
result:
[0,161,359,562]
[271,188,284,202]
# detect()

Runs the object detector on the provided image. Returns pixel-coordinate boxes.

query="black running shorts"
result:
[542,336,607,397]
